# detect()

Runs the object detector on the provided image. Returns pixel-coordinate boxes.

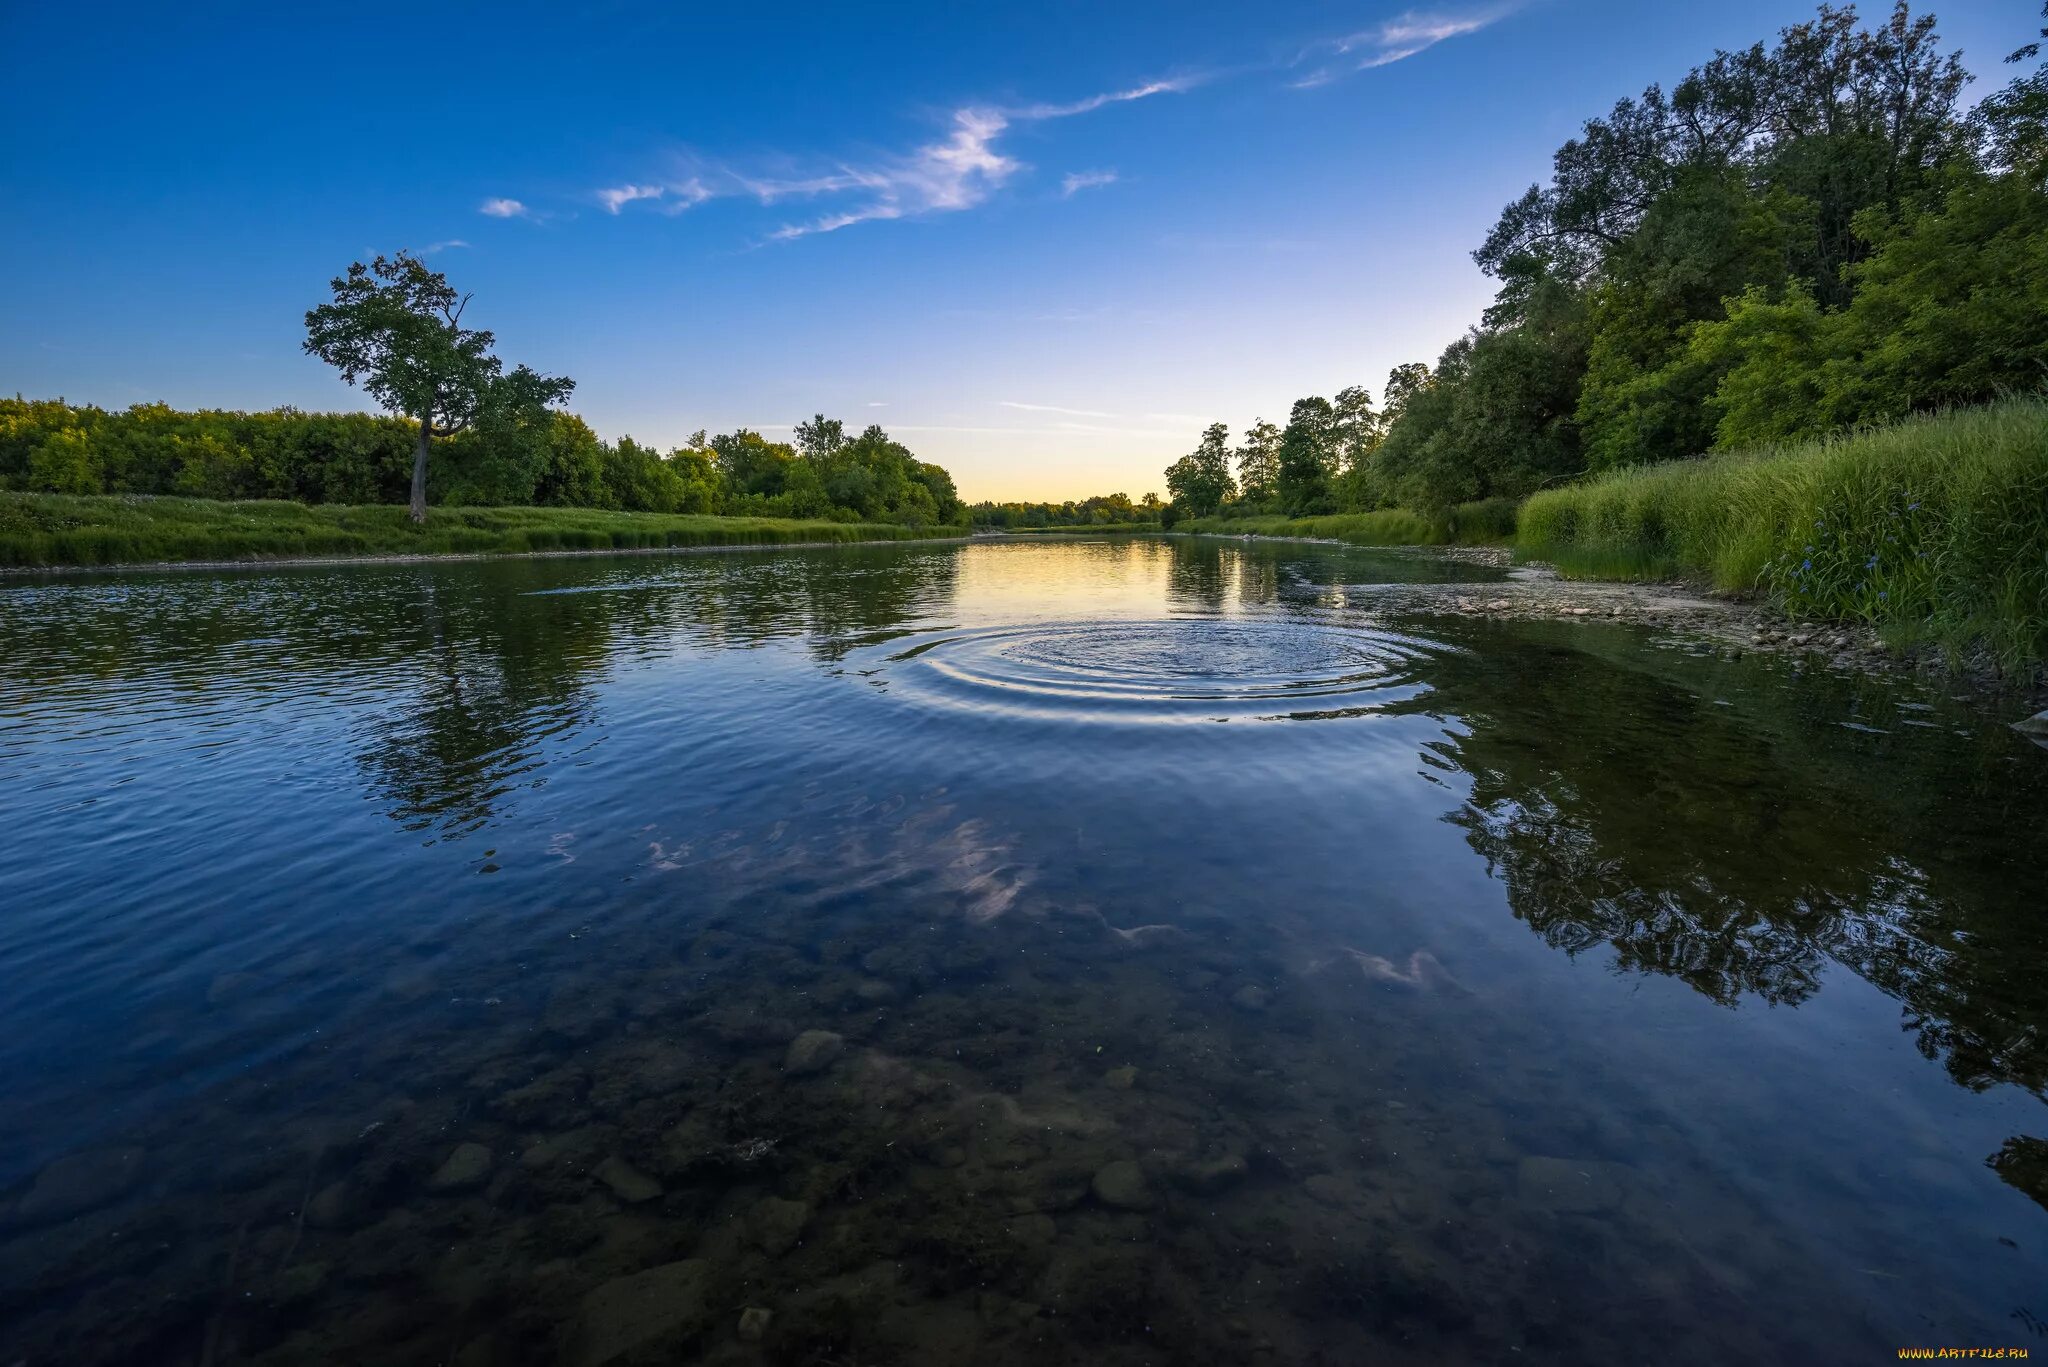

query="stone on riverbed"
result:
[570,1259,712,1366]
[783,1029,845,1075]
[2013,710,2048,744]
[427,1142,493,1192]
[1092,1159,1156,1211]
[746,1195,812,1255]
[12,1145,147,1224]
[1516,1155,1627,1214]
[594,1155,662,1204]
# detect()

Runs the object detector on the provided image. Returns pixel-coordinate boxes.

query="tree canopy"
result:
[1166,2,2048,520]
[304,252,574,521]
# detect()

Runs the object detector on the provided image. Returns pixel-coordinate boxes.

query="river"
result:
[1,535,2043,1364]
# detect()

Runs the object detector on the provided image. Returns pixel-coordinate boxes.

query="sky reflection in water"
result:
[0,537,2043,1365]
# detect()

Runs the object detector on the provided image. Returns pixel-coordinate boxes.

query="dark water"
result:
[2,536,2044,1366]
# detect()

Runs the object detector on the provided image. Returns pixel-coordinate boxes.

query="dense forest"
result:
[967,492,1164,528]
[1168,2,2048,519]
[0,401,963,527]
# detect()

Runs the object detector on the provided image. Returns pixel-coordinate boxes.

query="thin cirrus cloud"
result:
[555,75,1197,242]
[1292,6,1516,87]
[1061,169,1119,197]
[596,179,715,215]
[475,12,1513,240]
[999,400,1117,418]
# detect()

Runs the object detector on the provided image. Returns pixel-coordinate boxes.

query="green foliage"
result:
[0,493,962,569]
[1517,398,2048,666]
[1331,1,2048,510]
[0,399,962,529]
[1233,419,1282,509]
[968,491,1162,529]
[1276,397,1338,515]
[1164,423,1235,517]
[302,251,574,519]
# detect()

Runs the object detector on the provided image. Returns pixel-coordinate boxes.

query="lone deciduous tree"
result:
[304,252,573,522]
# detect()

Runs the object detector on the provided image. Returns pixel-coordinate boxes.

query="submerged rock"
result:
[304,1180,360,1230]
[737,1306,773,1343]
[746,1196,812,1255]
[1229,984,1271,1012]
[1172,1152,1249,1193]
[1091,1160,1156,1211]
[571,1259,712,1366]
[1516,1155,1627,1215]
[1105,1065,1139,1091]
[783,1029,845,1075]
[2013,710,2048,746]
[13,1145,147,1224]
[427,1142,493,1193]
[594,1156,662,1204]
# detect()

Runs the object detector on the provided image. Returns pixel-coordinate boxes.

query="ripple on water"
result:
[869,617,1441,723]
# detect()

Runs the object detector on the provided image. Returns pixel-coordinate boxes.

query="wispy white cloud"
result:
[768,106,1020,240]
[1293,6,1514,86]
[1061,169,1119,197]
[421,239,470,255]
[597,183,667,214]
[1007,76,1205,120]
[764,76,1189,241]
[478,197,532,219]
[1000,401,1117,417]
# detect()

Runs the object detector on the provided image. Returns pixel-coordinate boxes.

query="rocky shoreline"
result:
[1342,544,2047,713]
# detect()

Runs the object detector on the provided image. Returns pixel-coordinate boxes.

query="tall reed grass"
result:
[0,494,965,569]
[1516,399,2048,665]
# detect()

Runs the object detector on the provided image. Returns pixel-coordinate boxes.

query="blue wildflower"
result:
[1802,558,1813,570]
[1865,555,1878,569]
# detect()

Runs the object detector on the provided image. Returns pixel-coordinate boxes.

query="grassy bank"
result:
[1517,399,2048,665]
[1181,498,1518,547]
[0,493,965,569]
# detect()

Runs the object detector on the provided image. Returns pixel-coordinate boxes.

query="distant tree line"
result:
[967,491,1165,528]
[0,399,964,527]
[1169,2,2048,520]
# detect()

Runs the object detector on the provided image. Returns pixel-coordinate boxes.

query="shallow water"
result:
[1,535,2043,1366]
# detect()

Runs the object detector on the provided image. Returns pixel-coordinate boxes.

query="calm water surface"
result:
[1,536,2044,1365]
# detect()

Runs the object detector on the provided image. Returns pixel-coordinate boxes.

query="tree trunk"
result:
[410,419,431,524]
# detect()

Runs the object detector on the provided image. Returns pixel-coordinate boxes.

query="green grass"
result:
[0,493,966,569]
[1181,498,1519,547]
[1516,398,2048,666]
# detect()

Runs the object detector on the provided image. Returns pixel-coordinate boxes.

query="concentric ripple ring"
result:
[866,617,1441,723]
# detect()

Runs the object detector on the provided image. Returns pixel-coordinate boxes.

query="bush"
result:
[1517,399,2048,665]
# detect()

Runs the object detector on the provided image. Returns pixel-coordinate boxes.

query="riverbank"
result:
[0,493,966,571]
[1519,400,2048,670]
[1180,499,1517,548]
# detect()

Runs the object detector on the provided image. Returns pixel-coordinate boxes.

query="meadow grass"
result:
[1182,498,1518,547]
[0,493,965,569]
[1516,398,2048,666]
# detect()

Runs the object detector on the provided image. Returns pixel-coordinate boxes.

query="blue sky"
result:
[0,1,2028,500]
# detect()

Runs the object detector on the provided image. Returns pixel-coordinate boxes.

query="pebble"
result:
[427,1142,493,1193]
[1091,1159,1157,1211]
[13,1146,147,1224]
[594,1155,662,1204]
[571,1259,712,1366]
[783,1029,845,1076]
[738,1307,773,1343]
[746,1196,811,1255]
